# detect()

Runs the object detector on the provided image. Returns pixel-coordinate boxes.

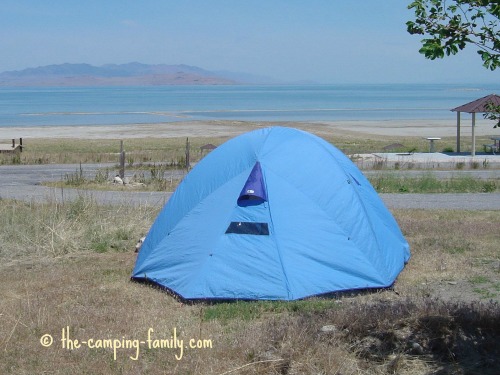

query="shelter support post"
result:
[451,94,500,156]
[471,113,476,157]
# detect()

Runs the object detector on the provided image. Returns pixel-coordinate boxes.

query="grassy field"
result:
[1,132,497,166]
[0,197,499,375]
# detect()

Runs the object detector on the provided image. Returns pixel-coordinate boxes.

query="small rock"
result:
[113,175,124,184]
[320,325,337,333]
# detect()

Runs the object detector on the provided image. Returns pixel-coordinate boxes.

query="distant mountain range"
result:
[0,62,277,86]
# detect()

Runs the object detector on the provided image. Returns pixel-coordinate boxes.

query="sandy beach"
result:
[0,118,496,140]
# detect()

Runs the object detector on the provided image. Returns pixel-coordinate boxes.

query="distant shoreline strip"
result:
[18,108,448,117]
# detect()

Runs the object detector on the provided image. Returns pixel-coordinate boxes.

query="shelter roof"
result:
[451,94,500,113]
[200,143,217,150]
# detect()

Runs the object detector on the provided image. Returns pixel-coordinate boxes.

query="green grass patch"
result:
[445,244,470,255]
[91,239,110,253]
[470,275,490,284]
[473,288,497,299]
[470,276,498,299]
[369,174,499,193]
[202,299,341,322]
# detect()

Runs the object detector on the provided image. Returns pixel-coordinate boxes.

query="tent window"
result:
[225,222,269,235]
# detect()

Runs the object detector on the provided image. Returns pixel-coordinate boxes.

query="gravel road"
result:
[1,164,499,210]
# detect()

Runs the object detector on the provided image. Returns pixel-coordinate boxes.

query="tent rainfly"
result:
[132,127,410,301]
[451,94,500,156]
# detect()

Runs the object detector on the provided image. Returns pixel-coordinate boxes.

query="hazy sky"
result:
[1,0,498,84]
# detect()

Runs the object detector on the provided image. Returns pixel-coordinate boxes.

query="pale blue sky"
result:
[1,1,497,83]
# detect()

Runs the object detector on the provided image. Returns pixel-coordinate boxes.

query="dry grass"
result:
[395,210,499,290]
[2,131,490,166]
[0,137,230,166]
[0,197,157,261]
[51,162,187,192]
[0,197,499,374]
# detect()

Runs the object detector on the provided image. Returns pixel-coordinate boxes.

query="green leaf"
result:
[407,0,499,70]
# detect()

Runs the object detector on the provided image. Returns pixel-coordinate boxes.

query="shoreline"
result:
[0,118,496,140]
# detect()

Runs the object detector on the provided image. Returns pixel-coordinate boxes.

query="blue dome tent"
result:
[132,127,410,300]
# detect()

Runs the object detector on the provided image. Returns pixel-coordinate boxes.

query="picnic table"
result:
[426,137,441,153]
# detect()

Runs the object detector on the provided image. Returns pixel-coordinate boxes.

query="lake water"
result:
[0,84,499,127]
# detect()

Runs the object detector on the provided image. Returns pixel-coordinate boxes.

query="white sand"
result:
[0,118,496,139]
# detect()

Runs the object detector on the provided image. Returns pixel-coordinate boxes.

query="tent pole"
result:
[456,112,461,153]
[471,113,476,157]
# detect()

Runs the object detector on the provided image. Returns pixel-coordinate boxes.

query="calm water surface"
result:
[0,84,499,127]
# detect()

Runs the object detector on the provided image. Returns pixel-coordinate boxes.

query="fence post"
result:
[185,137,190,170]
[119,140,125,179]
